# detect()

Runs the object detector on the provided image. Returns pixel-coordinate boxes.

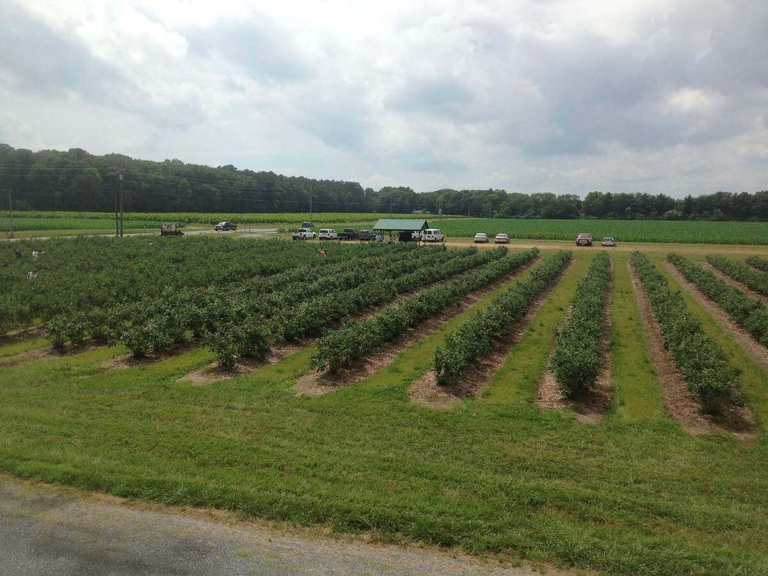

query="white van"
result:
[318,229,338,240]
[421,229,445,242]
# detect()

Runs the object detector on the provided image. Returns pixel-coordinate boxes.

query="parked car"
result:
[576,233,593,246]
[214,221,237,231]
[337,228,359,241]
[319,229,338,240]
[601,237,617,247]
[494,233,509,244]
[291,228,316,240]
[358,229,376,241]
[421,228,445,242]
[301,221,315,228]
[474,233,489,243]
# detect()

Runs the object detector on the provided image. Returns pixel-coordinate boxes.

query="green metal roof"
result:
[373,218,429,231]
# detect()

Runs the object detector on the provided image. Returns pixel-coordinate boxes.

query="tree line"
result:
[1,144,766,220]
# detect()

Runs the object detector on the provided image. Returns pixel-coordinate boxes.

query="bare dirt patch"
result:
[409,261,572,409]
[665,262,768,372]
[629,262,758,441]
[699,261,768,305]
[180,343,304,386]
[537,273,614,424]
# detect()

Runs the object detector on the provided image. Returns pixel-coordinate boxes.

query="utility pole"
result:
[7,190,13,239]
[468,200,471,218]
[114,182,119,237]
[309,193,313,224]
[389,195,393,216]
[118,173,124,237]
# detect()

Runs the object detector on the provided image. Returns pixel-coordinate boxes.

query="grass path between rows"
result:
[607,253,667,423]
[2,250,768,575]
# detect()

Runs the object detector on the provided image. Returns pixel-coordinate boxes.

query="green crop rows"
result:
[668,253,768,347]
[706,255,768,296]
[433,251,572,384]
[550,252,612,396]
[311,247,540,373]
[746,255,768,272]
[631,252,737,411]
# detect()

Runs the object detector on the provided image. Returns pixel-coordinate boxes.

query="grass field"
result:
[1,236,767,575]
[3,217,167,232]
[434,218,768,245]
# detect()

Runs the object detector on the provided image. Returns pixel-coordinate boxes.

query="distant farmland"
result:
[435,218,768,245]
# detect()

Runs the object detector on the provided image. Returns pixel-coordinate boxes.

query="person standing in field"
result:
[27,270,38,280]
[318,249,327,257]
[14,249,22,259]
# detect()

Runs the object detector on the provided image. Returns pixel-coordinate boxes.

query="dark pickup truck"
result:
[337,228,359,241]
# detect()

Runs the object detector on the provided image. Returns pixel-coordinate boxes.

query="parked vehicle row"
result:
[291,227,445,242]
[473,233,509,244]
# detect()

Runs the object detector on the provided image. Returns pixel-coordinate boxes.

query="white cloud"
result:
[0,0,766,197]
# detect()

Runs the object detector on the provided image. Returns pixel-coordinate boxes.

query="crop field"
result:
[435,218,768,245]
[2,216,168,232]
[1,236,768,575]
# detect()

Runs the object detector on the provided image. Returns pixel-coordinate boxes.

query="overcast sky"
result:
[0,0,766,196]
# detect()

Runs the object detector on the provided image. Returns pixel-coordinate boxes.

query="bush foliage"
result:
[433,251,572,385]
[550,252,612,397]
[631,252,736,411]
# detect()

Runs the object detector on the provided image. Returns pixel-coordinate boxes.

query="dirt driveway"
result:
[0,478,579,576]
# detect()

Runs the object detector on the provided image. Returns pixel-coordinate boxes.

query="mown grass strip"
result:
[483,252,593,405]
[608,254,666,423]
[0,337,49,359]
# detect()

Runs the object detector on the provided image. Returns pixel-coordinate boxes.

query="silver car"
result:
[601,237,616,247]
[474,233,489,243]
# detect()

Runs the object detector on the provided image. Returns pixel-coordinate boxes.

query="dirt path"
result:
[0,477,577,576]
[294,259,540,397]
[409,262,573,409]
[538,270,614,424]
[664,262,768,373]
[699,261,768,305]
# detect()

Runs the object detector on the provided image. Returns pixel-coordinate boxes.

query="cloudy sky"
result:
[0,0,766,196]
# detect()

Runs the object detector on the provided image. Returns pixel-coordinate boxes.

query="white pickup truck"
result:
[291,228,316,240]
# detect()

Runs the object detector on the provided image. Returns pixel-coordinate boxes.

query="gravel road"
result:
[0,479,570,576]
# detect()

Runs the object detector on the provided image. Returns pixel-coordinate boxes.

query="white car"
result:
[474,233,489,243]
[421,228,445,242]
[291,228,316,240]
[601,237,617,247]
[319,229,338,240]
[494,233,509,244]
